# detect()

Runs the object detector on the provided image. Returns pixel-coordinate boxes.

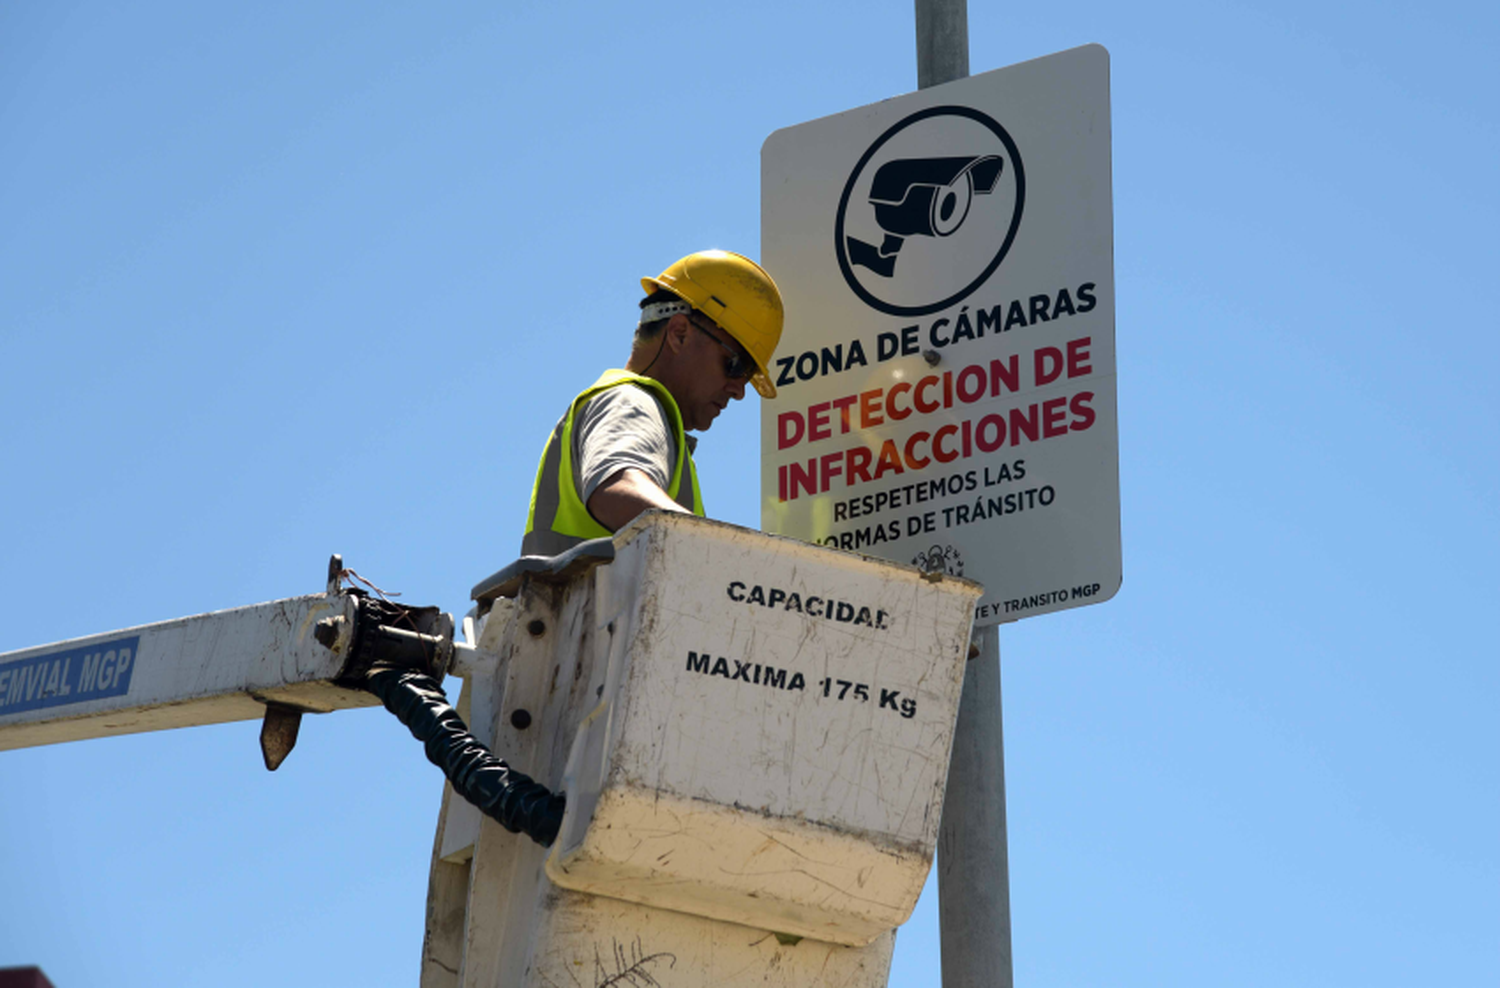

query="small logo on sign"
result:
[913,545,964,578]
[835,105,1025,317]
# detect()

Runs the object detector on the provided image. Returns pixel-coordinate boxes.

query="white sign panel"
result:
[760,44,1119,626]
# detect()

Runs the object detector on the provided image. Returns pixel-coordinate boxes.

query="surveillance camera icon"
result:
[846,155,1005,278]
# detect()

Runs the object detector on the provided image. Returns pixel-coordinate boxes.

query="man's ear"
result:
[664,313,692,353]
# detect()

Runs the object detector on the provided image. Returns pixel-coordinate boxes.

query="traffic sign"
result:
[760,44,1119,625]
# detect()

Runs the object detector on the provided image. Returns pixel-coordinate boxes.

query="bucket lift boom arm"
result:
[0,554,564,845]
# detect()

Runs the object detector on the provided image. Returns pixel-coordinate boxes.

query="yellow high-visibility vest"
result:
[522,369,704,556]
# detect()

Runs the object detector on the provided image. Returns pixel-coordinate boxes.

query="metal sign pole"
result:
[915,0,970,88]
[915,11,1015,986]
[937,624,1013,988]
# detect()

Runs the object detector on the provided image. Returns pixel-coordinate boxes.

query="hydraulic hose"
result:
[362,667,565,848]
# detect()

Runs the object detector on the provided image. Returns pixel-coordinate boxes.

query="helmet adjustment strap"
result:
[639,300,695,326]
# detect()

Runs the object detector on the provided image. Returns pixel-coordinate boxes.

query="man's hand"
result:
[586,468,690,532]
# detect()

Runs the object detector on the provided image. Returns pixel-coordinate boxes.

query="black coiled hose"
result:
[362,667,565,848]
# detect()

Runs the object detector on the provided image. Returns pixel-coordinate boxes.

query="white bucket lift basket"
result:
[543,515,981,945]
[428,513,981,987]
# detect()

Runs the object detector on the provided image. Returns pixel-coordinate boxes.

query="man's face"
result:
[679,315,751,431]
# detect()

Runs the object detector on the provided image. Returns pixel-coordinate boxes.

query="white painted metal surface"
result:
[760,44,1120,626]
[0,592,371,751]
[423,513,982,986]
[548,514,981,945]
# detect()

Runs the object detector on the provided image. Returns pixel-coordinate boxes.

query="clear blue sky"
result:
[2,2,1496,986]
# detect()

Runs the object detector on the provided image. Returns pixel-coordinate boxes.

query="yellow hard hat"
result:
[642,250,784,399]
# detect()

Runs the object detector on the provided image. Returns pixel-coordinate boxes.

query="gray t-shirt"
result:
[573,384,696,504]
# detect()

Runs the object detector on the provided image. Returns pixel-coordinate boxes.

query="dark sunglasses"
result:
[692,319,755,382]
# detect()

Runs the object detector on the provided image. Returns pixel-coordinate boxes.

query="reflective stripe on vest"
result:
[522,369,704,557]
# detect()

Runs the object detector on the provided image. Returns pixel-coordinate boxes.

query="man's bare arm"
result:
[586,467,690,532]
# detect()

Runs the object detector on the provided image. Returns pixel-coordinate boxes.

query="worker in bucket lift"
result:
[521,250,784,556]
